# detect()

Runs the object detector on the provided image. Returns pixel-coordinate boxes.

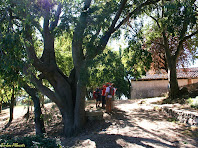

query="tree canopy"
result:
[1,0,197,136]
[142,0,198,99]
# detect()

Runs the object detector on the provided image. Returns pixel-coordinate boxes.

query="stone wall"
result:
[160,106,198,126]
[85,110,103,121]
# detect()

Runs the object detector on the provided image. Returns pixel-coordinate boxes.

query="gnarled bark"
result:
[23,83,45,135]
[23,0,161,137]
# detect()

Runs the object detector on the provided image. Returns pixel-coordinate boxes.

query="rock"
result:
[86,110,103,121]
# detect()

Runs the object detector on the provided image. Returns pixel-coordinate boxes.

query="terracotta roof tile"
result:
[138,67,198,80]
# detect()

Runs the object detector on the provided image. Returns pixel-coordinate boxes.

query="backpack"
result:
[93,91,98,99]
[109,87,114,96]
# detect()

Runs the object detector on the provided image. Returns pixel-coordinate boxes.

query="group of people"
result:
[93,83,116,113]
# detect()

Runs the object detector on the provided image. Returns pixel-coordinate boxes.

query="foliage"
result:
[0,19,26,85]
[0,0,170,136]
[186,97,198,109]
[123,39,152,79]
[145,32,197,72]
[0,135,62,148]
[55,33,74,76]
[144,0,198,67]
[142,0,198,99]
[87,48,128,97]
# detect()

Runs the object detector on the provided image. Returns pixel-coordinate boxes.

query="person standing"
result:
[105,83,113,113]
[101,85,106,108]
[95,87,101,108]
[111,83,116,110]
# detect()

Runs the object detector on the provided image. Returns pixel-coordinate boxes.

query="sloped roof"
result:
[137,67,198,80]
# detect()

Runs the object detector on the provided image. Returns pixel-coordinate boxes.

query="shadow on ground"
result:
[62,108,187,148]
[0,102,197,147]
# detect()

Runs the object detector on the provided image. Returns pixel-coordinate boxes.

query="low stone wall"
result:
[85,110,103,121]
[160,106,198,126]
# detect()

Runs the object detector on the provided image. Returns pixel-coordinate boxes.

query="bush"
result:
[186,97,198,109]
[0,135,62,148]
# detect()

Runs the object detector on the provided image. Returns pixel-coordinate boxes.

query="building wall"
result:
[192,79,198,83]
[131,78,198,99]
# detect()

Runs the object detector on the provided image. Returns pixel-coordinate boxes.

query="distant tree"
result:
[122,39,152,98]
[22,83,45,135]
[0,82,17,123]
[0,4,45,134]
[144,0,198,99]
[148,36,194,73]
[88,49,128,99]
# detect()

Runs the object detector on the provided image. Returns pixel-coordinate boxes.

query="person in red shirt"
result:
[101,85,106,108]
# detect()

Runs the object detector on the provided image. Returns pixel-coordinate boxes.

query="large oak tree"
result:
[145,0,198,99]
[1,0,162,136]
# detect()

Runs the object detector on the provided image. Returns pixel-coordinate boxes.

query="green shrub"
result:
[186,97,198,109]
[0,135,62,148]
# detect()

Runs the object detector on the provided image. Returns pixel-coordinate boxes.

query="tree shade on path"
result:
[0,98,197,148]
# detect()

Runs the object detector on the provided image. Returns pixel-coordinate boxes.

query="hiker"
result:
[105,83,114,113]
[93,90,97,100]
[101,85,106,108]
[111,83,117,109]
[95,87,101,108]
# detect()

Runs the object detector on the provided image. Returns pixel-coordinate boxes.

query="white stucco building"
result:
[131,68,198,99]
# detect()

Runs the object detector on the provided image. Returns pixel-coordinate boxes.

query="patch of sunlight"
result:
[116,138,143,148]
[138,120,160,130]
[77,139,96,148]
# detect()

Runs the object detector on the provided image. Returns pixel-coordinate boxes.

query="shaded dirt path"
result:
[63,98,198,148]
[0,98,197,148]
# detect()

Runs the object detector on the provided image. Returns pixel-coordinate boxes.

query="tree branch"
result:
[175,30,198,59]
[32,20,43,37]
[113,0,160,32]
[23,65,58,104]
[84,0,92,11]
[41,4,57,66]
[50,3,62,31]
[23,26,47,72]
[72,1,93,68]
[162,30,172,60]
[110,0,128,33]
[149,15,161,28]
[86,0,128,61]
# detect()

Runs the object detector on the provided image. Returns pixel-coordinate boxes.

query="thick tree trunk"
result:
[23,84,45,135]
[0,100,2,113]
[32,96,45,135]
[163,30,180,100]
[168,59,179,100]
[9,93,15,123]
[74,81,86,132]
[59,107,74,137]
[127,77,131,99]
[55,71,86,137]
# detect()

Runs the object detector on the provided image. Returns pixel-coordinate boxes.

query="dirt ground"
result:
[0,97,198,148]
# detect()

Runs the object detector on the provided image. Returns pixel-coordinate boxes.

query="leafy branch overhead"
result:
[0,0,197,137]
